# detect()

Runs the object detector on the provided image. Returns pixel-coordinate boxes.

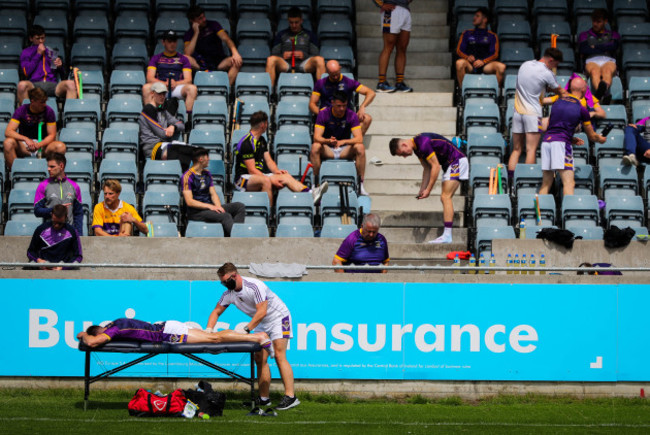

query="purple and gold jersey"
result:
[543,94,591,145]
[184,20,227,70]
[413,132,466,171]
[313,75,362,109]
[11,104,56,139]
[315,106,360,140]
[91,201,142,235]
[335,229,389,273]
[101,318,186,343]
[148,52,192,81]
[181,167,214,205]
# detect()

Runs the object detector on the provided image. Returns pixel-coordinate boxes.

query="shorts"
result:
[442,157,469,181]
[162,320,189,344]
[33,81,57,97]
[282,58,310,73]
[382,5,411,34]
[171,84,186,99]
[234,173,273,191]
[541,141,573,171]
[258,314,293,341]
[585,56,616,68]
[512,112,542,134]
[330,144,349,159]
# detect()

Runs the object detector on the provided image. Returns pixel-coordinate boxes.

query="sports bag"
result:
[127,388,187,417]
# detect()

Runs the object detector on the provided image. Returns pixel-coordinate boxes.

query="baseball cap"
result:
[151,82,168,94]
[162,30,178,41]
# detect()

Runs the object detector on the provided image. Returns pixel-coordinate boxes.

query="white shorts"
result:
[234,173,273,191]
[512,112,542,134]
[171,84,186,99]
[282,58,310,73]
[163,320,189,336]
[442,157,469,181]
[541,141,573,171]
[585,56,616,67]
[331,144,349,159]
[258,313,293,341]
[382,5,411,34]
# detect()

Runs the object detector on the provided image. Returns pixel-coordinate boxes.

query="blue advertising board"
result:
[1,279,645,381]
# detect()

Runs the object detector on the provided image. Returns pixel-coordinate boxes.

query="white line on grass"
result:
[1,418,650,428]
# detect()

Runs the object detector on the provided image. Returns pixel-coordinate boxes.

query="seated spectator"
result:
[389,133,469,244]
[455,7,505,86]
[333,214,389,273]
[92,179,149,237]
[578,8,620,102]
[3,87,66,170]
[265,7,325,86]
[310,91,366,195]
[139,82,196,171]
[183,5,242,85]
[143,30,198,121]
[310,60,375,135]
[34,152,84,235]
[181,147,246,237]
[27,204,83,270]
[541,72,606,131]
[17,25,76,103]
[233,111,328,206]
[622,117,650,167]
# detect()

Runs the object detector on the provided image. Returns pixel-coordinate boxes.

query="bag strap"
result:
[147,393,154,413]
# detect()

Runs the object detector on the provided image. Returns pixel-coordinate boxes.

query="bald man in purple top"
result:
[390,133,468,244]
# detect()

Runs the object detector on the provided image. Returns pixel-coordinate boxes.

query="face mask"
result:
[223,278,237,290]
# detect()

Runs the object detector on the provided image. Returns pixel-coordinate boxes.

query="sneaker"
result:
[376,81,396,93]
[311,181,329,204]
[244,396,272,407]
[359,182,369,196]
[394,82,413,92]
[276,395,300,410]
[622,153,639,167]
[427,234,452,244]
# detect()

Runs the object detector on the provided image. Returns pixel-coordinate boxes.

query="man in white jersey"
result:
[508,48,565,179]
[206,262,299,410]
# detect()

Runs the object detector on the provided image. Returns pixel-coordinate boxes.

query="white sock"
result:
[443,227,452,237]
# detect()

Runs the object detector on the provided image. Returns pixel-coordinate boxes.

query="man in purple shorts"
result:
[310,60,376,135]
[310,91,366,195]
[77,317,272,348]
[538,76,605,196]
[183,5,242,85]
[333,213,389,273]
[389,132,468,244]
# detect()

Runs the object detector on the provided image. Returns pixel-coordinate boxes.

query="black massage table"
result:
[79,341,261,410]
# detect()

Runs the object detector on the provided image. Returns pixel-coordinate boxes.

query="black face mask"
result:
[223,278,237,290]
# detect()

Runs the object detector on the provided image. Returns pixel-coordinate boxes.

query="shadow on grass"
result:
[74,401,127,410]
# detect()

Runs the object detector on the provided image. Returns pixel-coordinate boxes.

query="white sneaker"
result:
[427,234,452,244]
[622,153,639,167]
[311,181,328,204]
[359,182,369,196]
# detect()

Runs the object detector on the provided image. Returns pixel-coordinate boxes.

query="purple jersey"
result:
[543,94,591,144]
[101,318,186,343]
[184,20,227,70]
[21,45,59,83]
[148,52,192,81]
[11,104,56,139]
[578,28,620,60]
[335,229,389,273]
[456,27,499,64]
[313,75,362,109]
[315,107,360,140]
[413,133,466,171]
[181,167,214,205]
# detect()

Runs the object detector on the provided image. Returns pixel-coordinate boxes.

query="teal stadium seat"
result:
[232,191,271,224]
[472,194,512,228]
[606,195,645,228]
[230,223,270,237]
[185,221,225,238]
[275,223,314,238]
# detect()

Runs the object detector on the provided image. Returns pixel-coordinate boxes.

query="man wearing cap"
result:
[139,82,196,171]
[143,30,198,118]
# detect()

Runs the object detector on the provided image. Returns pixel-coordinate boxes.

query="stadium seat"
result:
[503,74,517,101]
[631,100,650,123]
[192,98,229,128]
[599,165,638,199]
[470,162,508,195]
[275,190,314,225]
[622,48,650,80]
[232,191,271,224]
[185,221,225,238]
[319,160,357,189]
[0,41,22,69]
[606,195,645,228]
[4,220,40,236]
[206,159,226,190]
[275,223,314,237]
[276,0,311,16]
[500,45,534,76]
[536,21,571,46]
[513,164,542,196]
[235,72,272,100]
[34,0,70,11]
[462,74,499,103]
[475,226,516,256]
[156,0,191,13]
[494,0,529,21]
[275,97,311,127]
[320,188,359,226]
[319,45,355,72]
[276,154,313,187]
[561,195,600,227]
[0,0,28,12]
[277,73,314,98]
[239,95,270,124]
[573,164,595,195]
[77,70,104,97]
[532,0,568,19]
[473,194,512,228]
[144,160,182,188]
[72,14,109,41]
[0,68,18,95]
[628,77,650,102]
[594,131,625,166]
[98,156,138,190]
[230,223,269,238]
[194,71,230,102]
[154,16,187,39]
[497,20,531,44]
[110,70,146,96]
[317,0,352,17]
[517,193,556,226]
[188,124,227,159]
[453,0,488,18]
[63,99,101,129]
[11,159,47,188]
[113,14,150,43]
[145,222,179,237]
[573,0,607,16]
[463,101,500,134]
[0,96,14,122]
[7,188,36,219]
[613,0,648,22]
[0,13,27,43]
[600,105,629,129]
[106,95,143,126]
[318,14,354,45]
[101,126,139,158]
[565,225,604,240]
[111,42,148,70]
[142,187,181,224]
[466,132,506,165]
[65,157,93,192]
[320,223,358,238]
[273,128,311,156]
[236,16,272,42]
[238,42,271,71]
[197,0,230,14]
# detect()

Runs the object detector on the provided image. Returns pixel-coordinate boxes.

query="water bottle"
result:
[514,254,520,274]
[521,254,527,275]
[519,218,526,239]
[506,254,513,274]
[529,254,536,275]
[540,254,546,275]
[489,253,496,274]
[453,254,460,274]
[479,253,486,274]
[468,254,476,274]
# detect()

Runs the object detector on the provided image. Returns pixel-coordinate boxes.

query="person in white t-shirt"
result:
[508,48,565,179]
[206,262,300,411]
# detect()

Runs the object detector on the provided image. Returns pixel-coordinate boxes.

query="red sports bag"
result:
[127,388,187,417]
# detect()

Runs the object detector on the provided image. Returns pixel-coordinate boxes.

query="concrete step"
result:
[357,79,455,93]
[365,163,431,180]
[367,119,457,136]
[367,106,456,122]
[358,64,451,80]
[356,0,448,13]
[357,51,452,67]
[357,24,450,38]
[363,178,443,195]
[357,37,450,53]
[372,194,465,212]
[356,11,447,26]
[371,92,453,107]
[383,228,469,245]
[374,206,466,227]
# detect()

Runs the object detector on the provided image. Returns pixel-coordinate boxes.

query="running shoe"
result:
[276,395,301,410]
[622,153,639,167]
[312,181,329,204]
[427,234,452,244]
[244,396,272,407]
[376,81,396,93]
[395,82,413,92]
